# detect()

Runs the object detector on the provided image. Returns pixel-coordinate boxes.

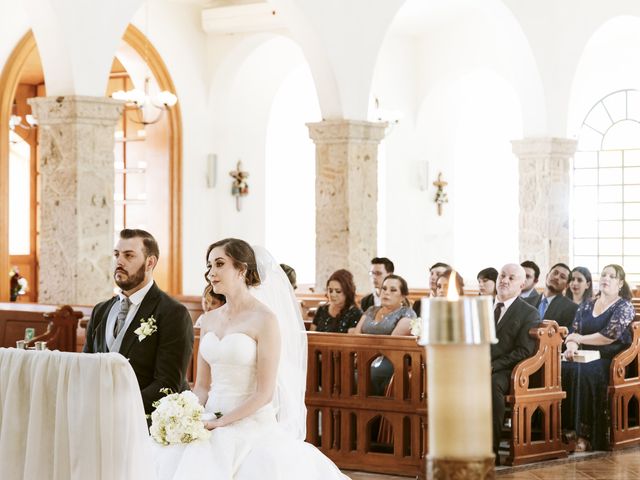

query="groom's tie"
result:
[114,297,131,338]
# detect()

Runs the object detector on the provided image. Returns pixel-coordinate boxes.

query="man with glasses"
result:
[360,257,395,312]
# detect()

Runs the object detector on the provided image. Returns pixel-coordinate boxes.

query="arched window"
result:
[573,89,640,284]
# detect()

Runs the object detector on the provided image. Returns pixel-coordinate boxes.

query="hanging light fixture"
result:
[112,77,177,125]
[9,113,37,131]
[111,1,177,125]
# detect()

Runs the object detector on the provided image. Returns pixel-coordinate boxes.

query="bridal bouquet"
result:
[150,389,212,445]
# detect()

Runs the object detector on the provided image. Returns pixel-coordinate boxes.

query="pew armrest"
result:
[507,320,567,399]
[609,321,640,387]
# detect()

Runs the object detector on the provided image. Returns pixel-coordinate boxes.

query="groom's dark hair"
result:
[120,229,160,260]
[206,238,261,287]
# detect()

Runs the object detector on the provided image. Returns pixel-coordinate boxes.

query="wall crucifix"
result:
[433,172,448,216]
[229,160,249,211]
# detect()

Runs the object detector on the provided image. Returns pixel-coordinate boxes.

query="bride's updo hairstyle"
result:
[206,238,261,287]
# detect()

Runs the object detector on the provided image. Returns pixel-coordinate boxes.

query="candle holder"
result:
[422,293,497,480]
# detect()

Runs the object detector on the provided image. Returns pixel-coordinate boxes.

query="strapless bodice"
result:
[199,332,260,414]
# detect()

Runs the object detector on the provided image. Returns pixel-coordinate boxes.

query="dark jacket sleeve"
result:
[83,300,109,353]
[491,307,539,373]
[140,301,194,412]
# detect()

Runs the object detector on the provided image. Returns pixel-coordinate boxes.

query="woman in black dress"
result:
[311,269,362,333]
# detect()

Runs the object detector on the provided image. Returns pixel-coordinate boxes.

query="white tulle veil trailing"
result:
[249,246,308,440]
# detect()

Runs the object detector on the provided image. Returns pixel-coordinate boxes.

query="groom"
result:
[83,229,194,415]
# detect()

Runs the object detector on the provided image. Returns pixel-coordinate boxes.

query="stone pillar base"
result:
[427,455,495,480]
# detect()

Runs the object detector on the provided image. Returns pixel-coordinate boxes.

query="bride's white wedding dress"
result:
[151,331,349,480]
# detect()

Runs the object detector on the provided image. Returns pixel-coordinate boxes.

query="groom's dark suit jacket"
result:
[83,282,194,414]
[491,296,540,373]
[533,294,578,329]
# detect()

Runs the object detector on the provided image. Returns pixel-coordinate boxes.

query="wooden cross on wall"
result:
[433,172,448,216]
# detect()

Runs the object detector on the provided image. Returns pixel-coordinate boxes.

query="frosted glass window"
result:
[599,186,622,202]
[574,151,598,169]
[599,150,622,167]
[9,137,30,255]
[573,90,640,282]
[598,203,622,220]
[624,150,640,166]
[573,169,598,185]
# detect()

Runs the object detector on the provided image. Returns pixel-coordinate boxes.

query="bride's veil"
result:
[250,246,307,440]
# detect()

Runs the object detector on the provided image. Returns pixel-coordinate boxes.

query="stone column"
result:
[307,120,387,290]
[512,137,577,277]
[29,96,123,304]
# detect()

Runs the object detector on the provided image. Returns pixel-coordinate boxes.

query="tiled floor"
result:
[343,447,640,479]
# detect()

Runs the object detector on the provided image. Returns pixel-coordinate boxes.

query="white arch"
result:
[567,15,640,139]
[23,0,144,95]
[267,0,407,120]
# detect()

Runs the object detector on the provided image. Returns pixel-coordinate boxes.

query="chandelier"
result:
[9,113,37,131]
[112,77,177,126]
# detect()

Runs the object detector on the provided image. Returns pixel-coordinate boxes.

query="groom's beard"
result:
[114,263,146,291]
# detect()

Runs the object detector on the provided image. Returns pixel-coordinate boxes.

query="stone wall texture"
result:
[29,96,123,304]
[308,120,387,290]
[512,137,577,277]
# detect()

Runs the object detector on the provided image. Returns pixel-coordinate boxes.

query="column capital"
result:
[511,137,577,159]
[29,95,123,126]
[307,119,387,144]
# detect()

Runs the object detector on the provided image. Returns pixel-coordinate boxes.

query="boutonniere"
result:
[134,316,157,342]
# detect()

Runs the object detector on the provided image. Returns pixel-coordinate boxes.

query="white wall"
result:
[372,0,529,287]
[265,63,321,285]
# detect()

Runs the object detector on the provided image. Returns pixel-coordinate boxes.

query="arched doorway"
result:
[0,25,182,302]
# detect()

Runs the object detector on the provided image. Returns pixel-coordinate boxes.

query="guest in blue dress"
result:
[351,274,416,395]
[561,264,635,451]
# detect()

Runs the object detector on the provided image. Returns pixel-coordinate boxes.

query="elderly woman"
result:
[311,269,362,333]
[435,269,465,297]
[566,266,593,305]
[562,264,635,451]
[351,274,416,395]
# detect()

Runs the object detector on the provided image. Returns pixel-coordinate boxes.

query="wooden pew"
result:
[305,332,427,477]
[505,320,568,465]
[609,321,640,449]
[0,303,84,352]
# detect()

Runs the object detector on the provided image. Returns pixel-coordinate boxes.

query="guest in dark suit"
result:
[360,257,394,312]
[492,263,540,463]
[84,229,194,415]
[533,262,578,329]
[520,260,541,306]
[412,262,450,317]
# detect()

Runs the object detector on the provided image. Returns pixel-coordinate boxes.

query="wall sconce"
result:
[229,160,249,212]
[417,160,429,191]
[206,154,217,188]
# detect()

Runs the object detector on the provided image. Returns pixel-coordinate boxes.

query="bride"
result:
[152,238,349,479]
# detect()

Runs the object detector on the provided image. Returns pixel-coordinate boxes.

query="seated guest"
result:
[195,284,226,327]
[520,260,541,306]
[435,269,464,297]
[280,263,297,290]
[491,263,540,464]
[532,263,578,329]
[413,262,451,316]
[360,257,394,312]
[562,264,635,452]
[477,267,498,297]
[352,274,416,395]
[311,269,362,333]
[566,266,593,305]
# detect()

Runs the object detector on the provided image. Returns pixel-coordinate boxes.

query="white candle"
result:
[423,273,496,460]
